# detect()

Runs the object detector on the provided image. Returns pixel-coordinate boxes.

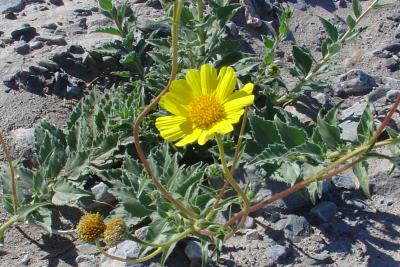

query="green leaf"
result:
[95,27,121,36]
[274,119,307,149]
[353,161,370,197]
[357,103,376,144]
[52,181,91,205]
[319,17,339,42]
[249,116,281,146]
[98,0,112,11]
[353,0,362,18]
[215,4,241,25]
[321,38,332,57]
[346,15,356,28]
[293,45,313,76]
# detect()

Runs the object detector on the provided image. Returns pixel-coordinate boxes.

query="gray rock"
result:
[76,243,98,255]
[313,93,335,110]
[338,120,359,142]
[292,0,307,11]
[25,75,44,94]
[382,41,400,54]
[68,44,85,54]
[11,24,36,41]
[335,69,378,97]
[82,52,97,67]
[29,41,44,50]
[41,23,58,30]
[14,40,29,55]
[303,252,333,265]
[384,58,399,72]
[278,215,311,242]
[226,22,238,37]
[75,254,95,264]
[345,198,376,213]
[244,216,255,229]
[332,175,357,190]
[100,240,143,267]
[0,0,25,14]
[395,25,400,39]
[245,229,263,241]
[91,182,115,203]
[184,241,203,263]
[387,90,400,102]
[310,201,337,223]
[3,75,17,90]
[265,245,289,267]
[10,128,35,158]
[36,36,67,46]
[19,254,30,265]
[134,226,149,240]
[66,84,81,97]
[340,102,368,120]
[59,58,88,78]
[368,86,390,102]
[38,59,59,71]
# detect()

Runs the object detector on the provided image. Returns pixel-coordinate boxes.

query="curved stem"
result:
[0,132,18,214]
[216,135,250,236]
[96,240,163,263]
[132,0,198,220]
[224,137,400,228]
[129,226,196,248]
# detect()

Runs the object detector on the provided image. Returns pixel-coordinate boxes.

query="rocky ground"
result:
[0,0,400,266]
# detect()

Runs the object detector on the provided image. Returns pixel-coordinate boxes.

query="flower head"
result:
[76,212,105,242]
[156,64,254,146]
[104,218,127,246]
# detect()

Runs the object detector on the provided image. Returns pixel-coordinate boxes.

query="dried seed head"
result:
[76,212,105,242]
[104,218,127,246]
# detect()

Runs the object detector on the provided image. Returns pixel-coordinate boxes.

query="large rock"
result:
[334,69,378,97]
[265,245,290,267]
[100,240,144,267]
[277,215,312,242]
[0,0,25,14]
[310,201,337,223]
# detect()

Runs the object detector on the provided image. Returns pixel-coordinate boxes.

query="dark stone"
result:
[14,40,29,54]
[74,8,92,16]
[0,0,25,14]
[38,59,59,71]
[395,25,400,39]
[338,0,347,8]
[53,71,68,94]
[5,12,17,20]
[76,17,87,29]
[29,65,49,74]
[384,58,400,72]
[372,49,391,59]
[66,84,81,98]
[52,48,72,63]
[255,0,274,13]
[3,75,17,90]
[36,36,67,46]
[226,22,238,37]
[25,75,44,94]
[41,23,58,30]
[11,24,36,41]
[29,41,43,50]
[49,0,63,6]
[368,86,391,102]
[310,201,337,223]
[59,58,87,78]
[382,42,400,54]
[102,56,118,69]
[68,44,84,54]
[278,215,311,242]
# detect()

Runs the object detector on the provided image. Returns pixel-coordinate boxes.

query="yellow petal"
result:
[160,93,188,116]
[198,130,215,146]
[226,109,244,124]
[186,69,202,96]
[168,79,198,103]
[200,64,217,95]
[208,120,234,134]
[175,128,202,147]
[224,94,254,113]
[155,116,187,141]
[215,66,237,102]
[240,83,254,94]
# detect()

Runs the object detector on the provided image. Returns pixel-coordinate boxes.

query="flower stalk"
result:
[0,132,18,214]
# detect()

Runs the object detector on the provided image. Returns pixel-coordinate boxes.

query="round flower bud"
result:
[76,212,106,242]
[104,218,127,246]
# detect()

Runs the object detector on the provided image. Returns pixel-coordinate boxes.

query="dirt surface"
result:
[0,0,400,266]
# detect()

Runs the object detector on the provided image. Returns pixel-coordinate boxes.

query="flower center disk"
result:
[188,95,225,129]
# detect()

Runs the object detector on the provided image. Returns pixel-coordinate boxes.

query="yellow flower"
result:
[156,64,254,146]
[104,218,127,246]
[76,212,105,242]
